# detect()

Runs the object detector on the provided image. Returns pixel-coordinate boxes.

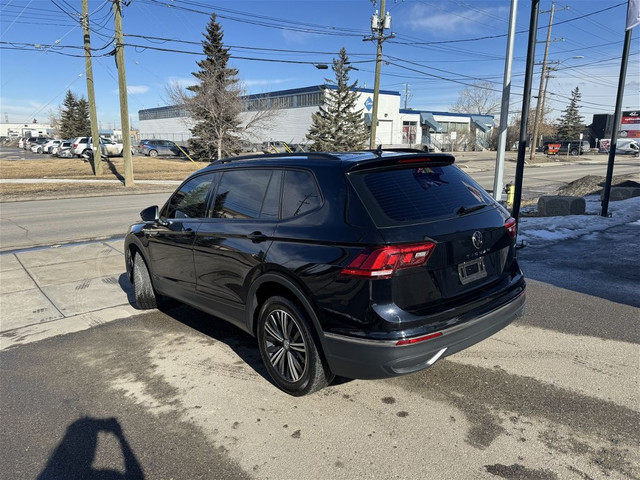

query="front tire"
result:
[133,252,158,309]
[257,296,332,396]
[569,148,579,156]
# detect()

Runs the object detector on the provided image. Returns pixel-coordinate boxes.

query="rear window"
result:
[349,165,496,227]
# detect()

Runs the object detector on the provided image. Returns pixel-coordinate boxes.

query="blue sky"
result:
[1,0,638,130]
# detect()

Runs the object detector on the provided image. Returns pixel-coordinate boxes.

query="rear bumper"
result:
[322,291,525,379]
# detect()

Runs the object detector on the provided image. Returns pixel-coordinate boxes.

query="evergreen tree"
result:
[187,14,242,161]
[556,87,584,140]
[59,90,77,139]
[75,97,91,137]
[306,48,369,152]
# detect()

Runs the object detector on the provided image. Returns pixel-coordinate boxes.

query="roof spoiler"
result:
[348,151,455,172]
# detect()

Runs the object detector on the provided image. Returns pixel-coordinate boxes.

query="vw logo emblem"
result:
[472,231,484,249]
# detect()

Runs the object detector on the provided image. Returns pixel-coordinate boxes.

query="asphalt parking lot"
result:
[1,219,638,479]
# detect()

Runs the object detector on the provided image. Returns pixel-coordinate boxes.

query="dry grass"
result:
[0,155,209,201]
[0,155,207,180]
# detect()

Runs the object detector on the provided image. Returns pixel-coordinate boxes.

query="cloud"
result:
[281,29,315,44]
[401,5,507,33]
[0,97,48,122]
[126,85,149,95]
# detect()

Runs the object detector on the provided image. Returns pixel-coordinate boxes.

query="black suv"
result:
[125,151,526,395]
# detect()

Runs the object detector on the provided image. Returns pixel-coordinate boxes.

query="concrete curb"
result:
[537,196,586,216]
[0,304,141,351]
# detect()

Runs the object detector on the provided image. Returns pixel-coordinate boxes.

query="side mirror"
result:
[140,205,159,222]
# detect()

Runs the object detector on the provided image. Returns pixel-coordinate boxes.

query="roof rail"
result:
[212,151,341,164]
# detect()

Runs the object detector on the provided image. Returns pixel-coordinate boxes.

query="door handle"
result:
[247,231,267,243]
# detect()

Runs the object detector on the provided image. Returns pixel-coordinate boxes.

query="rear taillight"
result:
[340,243,436,279]
[505,217,517,238]
[73,143,78,148]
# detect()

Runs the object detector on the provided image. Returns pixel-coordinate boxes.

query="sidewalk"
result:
[0,239,139,348]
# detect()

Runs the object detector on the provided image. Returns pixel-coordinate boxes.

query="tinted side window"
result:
[281,170,321,218]
[212,169,272,220]
[163,173,217,219]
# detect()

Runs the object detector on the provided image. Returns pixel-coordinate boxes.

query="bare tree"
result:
[450,81,501,115]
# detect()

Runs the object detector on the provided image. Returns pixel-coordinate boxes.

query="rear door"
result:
[348,162,516,312]
[194,169,281,317]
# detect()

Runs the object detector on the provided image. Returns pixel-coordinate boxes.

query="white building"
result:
[138,85,493,151]
[1,122,52,138]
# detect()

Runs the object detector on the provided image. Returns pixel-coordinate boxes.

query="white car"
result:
[42,139,62,154]
[71,137,125,157]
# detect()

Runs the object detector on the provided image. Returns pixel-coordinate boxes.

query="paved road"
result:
[2,156,638,252]
[0,193,169,251]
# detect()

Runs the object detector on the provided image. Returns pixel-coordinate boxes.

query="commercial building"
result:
[1,122,52,139]
[138,85,494,151]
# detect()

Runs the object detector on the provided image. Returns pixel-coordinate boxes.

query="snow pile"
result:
[518,195,640,248]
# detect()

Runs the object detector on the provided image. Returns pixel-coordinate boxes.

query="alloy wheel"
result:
[263,309,308,383]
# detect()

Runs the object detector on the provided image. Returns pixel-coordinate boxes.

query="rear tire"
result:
[257,296,333,396]
[133,253,158,309]
[149,149,158,157]
[569,148,579,156]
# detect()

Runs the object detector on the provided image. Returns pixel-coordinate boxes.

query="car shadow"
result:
[159,301,273,385]
[118,273,136,307]
[117,273,352,389]
[37,416,144,480]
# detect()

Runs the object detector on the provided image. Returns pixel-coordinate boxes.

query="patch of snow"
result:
[518,196,640,248]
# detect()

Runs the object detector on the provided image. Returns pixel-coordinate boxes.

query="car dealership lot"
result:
[1,219,638,479]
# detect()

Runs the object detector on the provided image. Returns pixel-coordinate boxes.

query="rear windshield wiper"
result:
[456,203,487,216]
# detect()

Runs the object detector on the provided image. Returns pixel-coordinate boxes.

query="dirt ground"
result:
[0,156,209,202]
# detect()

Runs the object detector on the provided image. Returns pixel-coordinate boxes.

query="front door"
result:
[145,172,218,293]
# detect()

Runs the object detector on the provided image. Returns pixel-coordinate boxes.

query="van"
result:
[599,138,640,156]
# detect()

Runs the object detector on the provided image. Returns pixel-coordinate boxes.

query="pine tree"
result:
[187,14,242,161]
[75,97,91,137]
[59,90,77,139]
[306,48,369,152]
[556,87,584,140]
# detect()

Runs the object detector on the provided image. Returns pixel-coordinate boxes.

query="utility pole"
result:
[364,1,394,149]
[82,0,102,176]
[112,0,133,187]
[404,83,410,109]
[529,3,567,162]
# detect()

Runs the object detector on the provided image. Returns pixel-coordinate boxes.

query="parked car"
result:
[138,139,189,157]
[42,139,62,154]
[543,140,590,156]
[18,137,26,149]
[70,137,126,157]
[30,137,51,153]
[125,150,526,396]
[24,136,48,150]
[53,140,72,156]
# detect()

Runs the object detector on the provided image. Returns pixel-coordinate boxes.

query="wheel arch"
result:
[125,238,150,283]
[247,273,325,347]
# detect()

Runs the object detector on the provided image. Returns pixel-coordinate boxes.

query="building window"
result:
[402,121,417,144]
